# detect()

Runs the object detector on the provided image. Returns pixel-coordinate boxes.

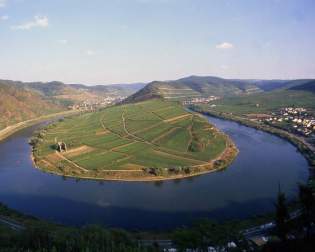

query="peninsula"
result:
[31,99,238,181]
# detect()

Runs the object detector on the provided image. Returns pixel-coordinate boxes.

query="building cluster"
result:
[56,142,67,152]
[140,240,239,252]
[182,96,220,105]
[264,107,315,136]
[69,96,126,111]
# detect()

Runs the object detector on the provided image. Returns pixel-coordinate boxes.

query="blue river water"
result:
[0,115,309,230]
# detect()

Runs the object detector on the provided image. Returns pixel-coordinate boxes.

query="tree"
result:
[298,184,315,239]
[274,187,289,241]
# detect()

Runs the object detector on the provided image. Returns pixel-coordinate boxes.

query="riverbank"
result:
[0,110,79,142]
[190,105,315,171]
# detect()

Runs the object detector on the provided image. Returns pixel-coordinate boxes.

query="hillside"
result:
[200,90,315,116]
[0,79,145,130]
[32,99,238,181]
[192,78,315,116]
[0,79,145,105]
[289,80,315,93]
[0,82,64,130]
[70,83,146,96]
[125,76,262,102]
[125,76,315,102]
[252,79,314,91]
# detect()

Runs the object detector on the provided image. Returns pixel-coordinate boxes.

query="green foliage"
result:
[0,224,146,252]
[172,219,240,251]
[298,184,315,238]
[275,189,290,241]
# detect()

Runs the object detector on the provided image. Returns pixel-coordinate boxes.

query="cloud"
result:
[86,49,96,56]
[57,39,68,44]
[216,42,234,49]
[0,15,8,20]
[0,0,7,8]
[11,15,49,30]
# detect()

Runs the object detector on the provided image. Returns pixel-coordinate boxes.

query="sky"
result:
[0,0,315,85]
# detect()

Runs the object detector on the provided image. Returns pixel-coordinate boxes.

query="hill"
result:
[125,76,315,102]
[289,80,315,93]
[125,76,262,102]
[0,79,145,105]
[69,82,146,99]
[0,82,64,130]
[191,78,315,116]
[252,79,314,91]
[32,99,238,181]
[200,90,315,116]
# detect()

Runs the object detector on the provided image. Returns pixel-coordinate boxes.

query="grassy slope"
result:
[34,99,230,177]
[205,90,315,116]
[0,83,64,130]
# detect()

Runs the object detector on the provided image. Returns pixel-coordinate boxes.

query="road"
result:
[0,215,25,231]
[242,209,302,239]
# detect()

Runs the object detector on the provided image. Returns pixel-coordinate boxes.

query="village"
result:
[68,95,127,111]
[182,96,220,105]
[262,107,315,137]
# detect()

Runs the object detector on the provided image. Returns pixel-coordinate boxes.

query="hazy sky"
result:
[0,0,314,84]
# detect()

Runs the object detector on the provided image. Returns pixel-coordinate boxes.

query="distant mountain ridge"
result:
[0,79,146,98]
[125,76,315,102]
[1,75,314,129]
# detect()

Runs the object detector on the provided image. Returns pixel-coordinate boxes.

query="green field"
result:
[33,99,235,180]
[202,90,315,116]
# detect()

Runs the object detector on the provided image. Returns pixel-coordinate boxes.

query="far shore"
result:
[190,107,315,169]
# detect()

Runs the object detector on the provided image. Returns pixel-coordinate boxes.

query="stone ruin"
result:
[57,142,67,152]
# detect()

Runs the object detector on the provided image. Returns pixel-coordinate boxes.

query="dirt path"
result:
[153,150,206,165]
[186,116,194,152]
[152,127,179,143]
[121,111,143,142]
[0,216,25,231]
[55,151,89,172]
[132,121,164,135]
[163,114,191,123]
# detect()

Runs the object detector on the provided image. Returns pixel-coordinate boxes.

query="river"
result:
[0,115,309,230]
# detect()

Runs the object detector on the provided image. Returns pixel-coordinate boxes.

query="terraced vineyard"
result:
[32,99,238,181]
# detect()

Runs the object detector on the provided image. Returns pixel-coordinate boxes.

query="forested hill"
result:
[0,82,64,130]
[289,80,315,93]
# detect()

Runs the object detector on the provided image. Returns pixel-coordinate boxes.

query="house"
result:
[57,142,67,152]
